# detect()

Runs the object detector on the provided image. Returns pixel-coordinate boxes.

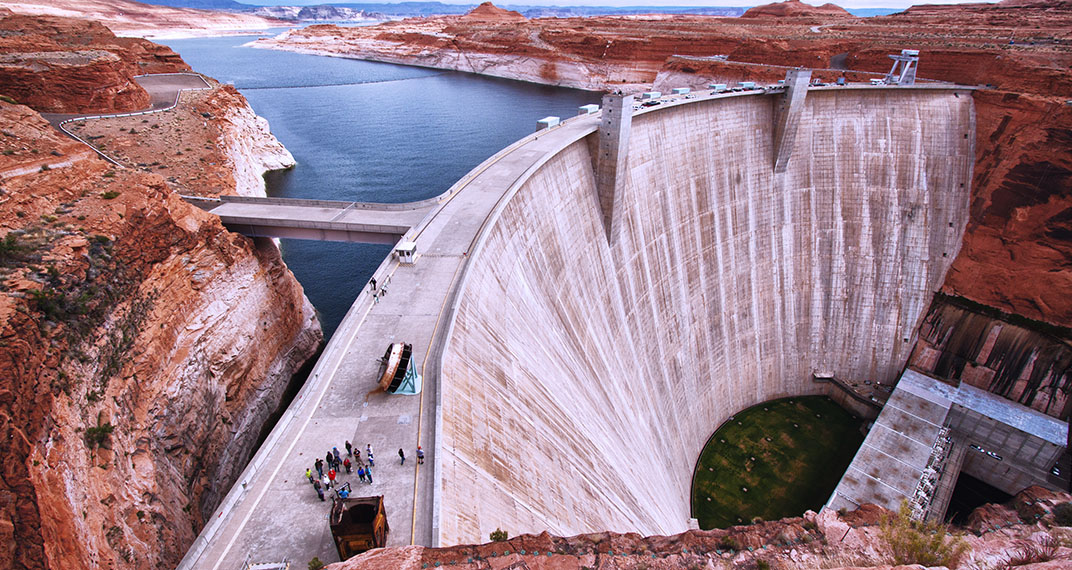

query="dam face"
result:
[436,88,975,544]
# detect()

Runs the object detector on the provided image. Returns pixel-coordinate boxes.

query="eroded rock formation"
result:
[0,12,188,113]
[740,0,854,19]
[1,0,284,39]
[332,487,1072,570]
[0,14,319,570]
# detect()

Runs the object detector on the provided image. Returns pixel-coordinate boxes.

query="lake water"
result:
[162,35,598,336]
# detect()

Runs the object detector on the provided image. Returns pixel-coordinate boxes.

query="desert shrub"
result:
[720,536,739,551]
[1002,535,1059,568]
[0,233,30,263]
[84,423,114,448]
[489,528,508,542]
[101,191,120,199]
[1053,502,1072,526]
[308,557,324,570]
[880,500,968,567]
[756,560,771,570]
[0,95,16,104]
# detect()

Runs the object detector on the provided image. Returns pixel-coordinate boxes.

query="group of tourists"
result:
[305,441,427,501]
[306,441,377,501]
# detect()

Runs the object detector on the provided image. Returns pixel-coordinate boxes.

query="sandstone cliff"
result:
[2,0,284,39]
[0,14,320,570]
[741,0,854,19]
[0,12,188,113]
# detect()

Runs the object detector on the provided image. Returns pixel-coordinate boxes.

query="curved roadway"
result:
[41,73,212,128]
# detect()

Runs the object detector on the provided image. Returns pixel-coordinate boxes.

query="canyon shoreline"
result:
[0,13,323,568]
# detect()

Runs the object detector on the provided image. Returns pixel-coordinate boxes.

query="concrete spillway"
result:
[435,87,975,543]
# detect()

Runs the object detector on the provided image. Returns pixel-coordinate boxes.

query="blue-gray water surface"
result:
[162,35,598,336]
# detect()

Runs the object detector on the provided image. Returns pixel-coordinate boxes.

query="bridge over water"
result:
[183,195,437,244]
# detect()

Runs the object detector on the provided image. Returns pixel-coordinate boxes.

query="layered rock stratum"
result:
[0,0,284,38]
[0,11,187,113]
[0,11,320,570]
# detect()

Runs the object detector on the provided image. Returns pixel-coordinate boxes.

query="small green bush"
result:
[719,536,738,551]
[0,233,29,262]
[1053,502,1072,526]
[308,557,324,570]
[756,560,771,570]
[490,528,508,542]
[101,191,120,200]
[84,423,114,448]
[0,95,16,104]
[881,500,967,567]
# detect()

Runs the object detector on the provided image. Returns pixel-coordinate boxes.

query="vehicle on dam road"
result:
[329,495,389,559]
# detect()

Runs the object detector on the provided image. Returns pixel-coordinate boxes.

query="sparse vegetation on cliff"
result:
[880,501,968,567]
[0,232,33,264]
[84,421,114,449]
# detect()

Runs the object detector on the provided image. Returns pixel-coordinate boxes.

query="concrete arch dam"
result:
[435,87,975,544]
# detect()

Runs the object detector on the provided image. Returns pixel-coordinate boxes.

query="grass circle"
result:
[691,396,863,529]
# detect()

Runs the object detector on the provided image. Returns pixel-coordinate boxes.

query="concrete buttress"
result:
[595,93,633,243]
[772,69,811,173]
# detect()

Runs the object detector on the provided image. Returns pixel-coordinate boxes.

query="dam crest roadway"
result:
[180,78,976,568]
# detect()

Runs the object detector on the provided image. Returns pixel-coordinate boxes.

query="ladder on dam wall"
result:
[241,555,288,570]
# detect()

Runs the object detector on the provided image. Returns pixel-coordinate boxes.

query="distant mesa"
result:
[741,0,854,18]
[460,2,527,22]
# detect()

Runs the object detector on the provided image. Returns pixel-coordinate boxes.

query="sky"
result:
[238,0,999,9]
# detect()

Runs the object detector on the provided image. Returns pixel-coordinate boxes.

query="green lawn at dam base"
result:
[691,396,865,530]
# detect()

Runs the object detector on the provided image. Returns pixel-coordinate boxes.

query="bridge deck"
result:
[206,198,435,244]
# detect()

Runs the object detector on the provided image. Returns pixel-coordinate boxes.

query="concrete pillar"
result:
[595,93,633,243]
[772,69,811,173]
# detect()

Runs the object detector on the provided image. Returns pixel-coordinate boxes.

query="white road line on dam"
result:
[179,82,973,568]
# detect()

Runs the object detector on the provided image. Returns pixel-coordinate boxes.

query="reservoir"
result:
[162,34,597,336]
